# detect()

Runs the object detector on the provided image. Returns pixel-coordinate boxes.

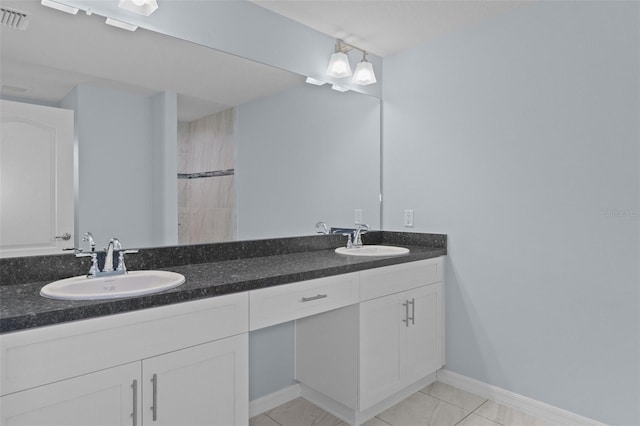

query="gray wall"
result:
[382,2,639,425]
[237,83,381,240]
[61,85,178,249]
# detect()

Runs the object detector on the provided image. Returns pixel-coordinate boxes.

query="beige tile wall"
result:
[177,108,236,244]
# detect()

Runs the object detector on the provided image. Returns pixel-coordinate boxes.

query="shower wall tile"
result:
[177,108,236,244]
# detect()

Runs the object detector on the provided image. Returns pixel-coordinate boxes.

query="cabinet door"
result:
[358,292,407,410]
[142,334,248,426]
[0,362,140,426]
[405,283,443,381]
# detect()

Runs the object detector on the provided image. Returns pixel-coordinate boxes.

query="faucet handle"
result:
[116,249,139,273]
[75,251,99,277]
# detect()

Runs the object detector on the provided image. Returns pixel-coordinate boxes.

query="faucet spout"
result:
[353,224,370,248]
[103,238,120,272]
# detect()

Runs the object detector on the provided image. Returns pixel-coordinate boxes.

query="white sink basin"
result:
[335,245,410,257]
[40,270,186,301]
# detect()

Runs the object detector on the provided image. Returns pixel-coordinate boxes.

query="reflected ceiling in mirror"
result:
[1,0,303,121]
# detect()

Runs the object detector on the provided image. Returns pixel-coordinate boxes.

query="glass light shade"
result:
[352,61,377,86]
[118,0,158,16]
[326,52,352,78]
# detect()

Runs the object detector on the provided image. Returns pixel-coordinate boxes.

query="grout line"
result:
[454,410,475,426]
[264,413,283,426]
[373,416,393,426]
[471,400,507,426]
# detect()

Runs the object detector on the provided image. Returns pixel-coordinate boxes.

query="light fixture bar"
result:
[105,17,138,31]
[41,0,79,15]
[331,84,349,93]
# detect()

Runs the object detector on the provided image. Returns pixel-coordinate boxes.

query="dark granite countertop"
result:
[0,232,446,334]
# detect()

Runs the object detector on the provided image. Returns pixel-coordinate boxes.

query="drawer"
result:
[0,292,249,396]
[249,273,360,330]
[360,257,443,301]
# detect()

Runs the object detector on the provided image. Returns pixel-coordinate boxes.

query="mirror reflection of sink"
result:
[335,245,410,257]
[40,271,186,301]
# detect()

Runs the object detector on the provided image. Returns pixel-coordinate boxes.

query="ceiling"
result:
[0,0,522,120]
[249,0,523,57]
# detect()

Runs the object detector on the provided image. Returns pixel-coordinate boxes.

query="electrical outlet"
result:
[354,209,363,224]
[404,209,414,227]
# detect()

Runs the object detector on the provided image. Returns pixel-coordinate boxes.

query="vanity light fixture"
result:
[326,39,377,86]
[118,0,158,16]
[105,17,138,31]
[40,0,78,15]
[305,77,327,86]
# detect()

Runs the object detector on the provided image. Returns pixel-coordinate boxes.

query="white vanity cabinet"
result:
[295,257,444,425]
[0,362,141,426]
[0,293,249,426]
[359,282,443,410]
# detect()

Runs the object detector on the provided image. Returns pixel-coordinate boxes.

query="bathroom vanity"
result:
[0,232,445,426]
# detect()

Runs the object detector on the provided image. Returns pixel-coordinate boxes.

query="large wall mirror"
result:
[0,0,381,255]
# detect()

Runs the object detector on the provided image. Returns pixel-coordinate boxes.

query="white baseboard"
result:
[249,384,301,418]
[437,369,608,426]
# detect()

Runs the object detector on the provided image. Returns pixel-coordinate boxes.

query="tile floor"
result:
[250,382,556,426]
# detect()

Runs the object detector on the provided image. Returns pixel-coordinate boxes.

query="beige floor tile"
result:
[363,417,392,426]
[456,413,502,426]
[474,400,556,426]
[250,413,281,426]
[422,382,487,412]
[335,418,391,426]
[266,397,343,426]
[377,391,469,426]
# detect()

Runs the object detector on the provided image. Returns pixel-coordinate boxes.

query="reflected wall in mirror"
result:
[0,0,380,255]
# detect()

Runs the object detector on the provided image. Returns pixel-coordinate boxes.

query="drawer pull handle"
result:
[301,294,328,302]
[151,373,158,421]
[403,301,409,327]
[408,298,415,325]
[131,379,138,426]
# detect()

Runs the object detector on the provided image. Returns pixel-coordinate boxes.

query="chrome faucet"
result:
[353,224,370,248]
[315,221,329,235]
[75,234,138,278]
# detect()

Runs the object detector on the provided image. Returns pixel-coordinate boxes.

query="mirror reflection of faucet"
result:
[315,221,330,235]
[74,233,139,278]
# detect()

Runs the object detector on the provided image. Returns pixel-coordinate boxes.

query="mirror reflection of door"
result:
[0,100,74,257]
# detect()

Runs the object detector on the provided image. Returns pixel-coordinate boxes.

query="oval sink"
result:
[40,270,186,301]
[335,245,410,257]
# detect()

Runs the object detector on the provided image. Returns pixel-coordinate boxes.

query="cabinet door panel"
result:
[0,362,140,426]
[359,292,406,410]
[142,334,248,426]
[405,283,443,380]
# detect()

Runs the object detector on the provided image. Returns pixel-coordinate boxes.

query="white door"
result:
[359,292,407,410]
[142,334,248,426]
[0,362,140,426]
[0,100,74,257]
[405,283,444,381]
